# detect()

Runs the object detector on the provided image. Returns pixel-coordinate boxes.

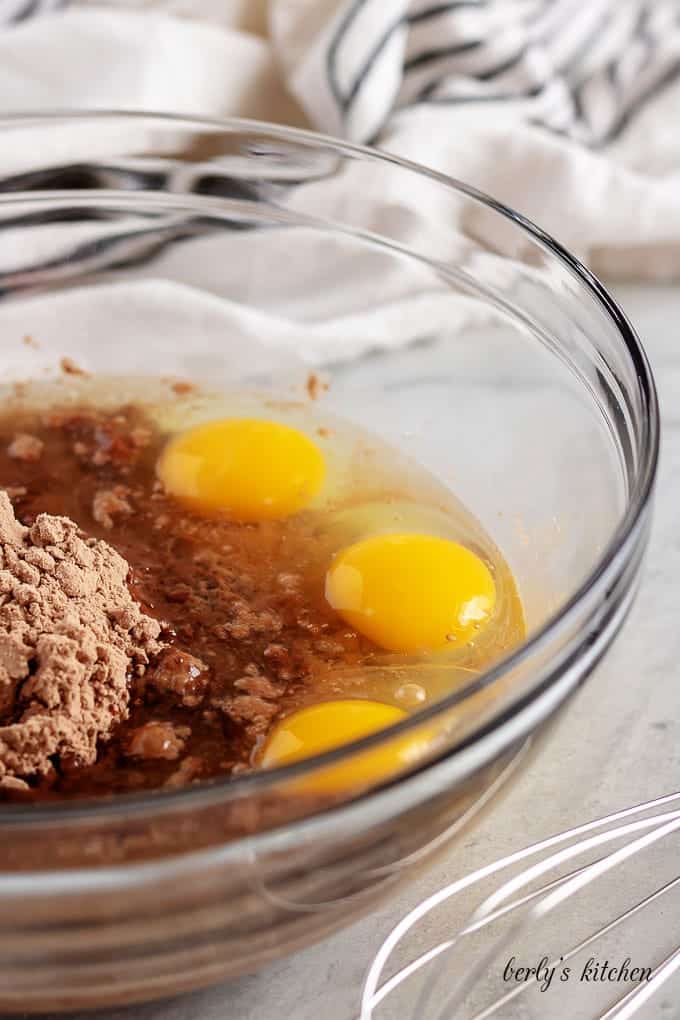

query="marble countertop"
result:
[12,282,679,1020]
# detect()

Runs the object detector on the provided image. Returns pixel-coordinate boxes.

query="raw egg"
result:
[260,699,434,793]
[158,417,325,521]
[325,533,496,653]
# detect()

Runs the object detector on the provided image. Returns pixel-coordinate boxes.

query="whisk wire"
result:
[468,872,680,1020]
[361,791,680,1020]
[599,944,680,1020]
[430,811,680,1020]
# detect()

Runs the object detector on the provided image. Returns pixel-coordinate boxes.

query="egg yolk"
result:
[325,533,496,653]
[158,418,325,521]
[260,699,433,793]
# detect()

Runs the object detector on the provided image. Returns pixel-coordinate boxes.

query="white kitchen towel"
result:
[1,0,680,281]
[1,0,680,369]
[271,0,680,279]
[273,0,680,147]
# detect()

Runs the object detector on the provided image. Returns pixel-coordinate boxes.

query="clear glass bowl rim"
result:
[0,110,660,823]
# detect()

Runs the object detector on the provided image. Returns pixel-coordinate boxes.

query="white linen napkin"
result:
[0,0,679,368]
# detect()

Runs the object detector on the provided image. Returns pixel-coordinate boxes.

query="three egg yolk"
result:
[158,418,498,783]
[158,417,326,522]
[260,699,436,792]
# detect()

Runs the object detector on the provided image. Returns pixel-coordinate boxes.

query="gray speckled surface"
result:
[9,283,680,1020]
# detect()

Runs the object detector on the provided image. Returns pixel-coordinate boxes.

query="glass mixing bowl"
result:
[0,113,658,1012]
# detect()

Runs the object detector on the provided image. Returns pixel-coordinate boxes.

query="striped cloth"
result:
[2,0,680,288]
[6,1,680,149]
[270,0,680,278]
[273,0,680,146]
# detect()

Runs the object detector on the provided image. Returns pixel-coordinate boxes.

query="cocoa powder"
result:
[0,491,163,783]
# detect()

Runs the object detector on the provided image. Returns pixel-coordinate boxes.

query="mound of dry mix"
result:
[0,492,163,788]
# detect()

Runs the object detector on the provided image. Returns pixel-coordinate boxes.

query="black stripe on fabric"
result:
[413,80,547,104]
[634,2,652,42]
[326,0,368,108]
[407,1,487,24]
[404,38,483,72]
[343,13,406,107]
[605,56,618,89]
[327,0,487,111]
[474,44,528,80]
[570,76,585,124]
[6,0,39,23]
[407,42,530,104]
[416,79,441,100]
[600,56,680,145]
[419,92,518,103]
[5,0,65,23]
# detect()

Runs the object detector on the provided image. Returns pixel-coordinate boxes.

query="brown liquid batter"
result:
[0,384,526,806]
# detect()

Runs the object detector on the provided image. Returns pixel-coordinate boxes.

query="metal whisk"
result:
[360,791,680,1020]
